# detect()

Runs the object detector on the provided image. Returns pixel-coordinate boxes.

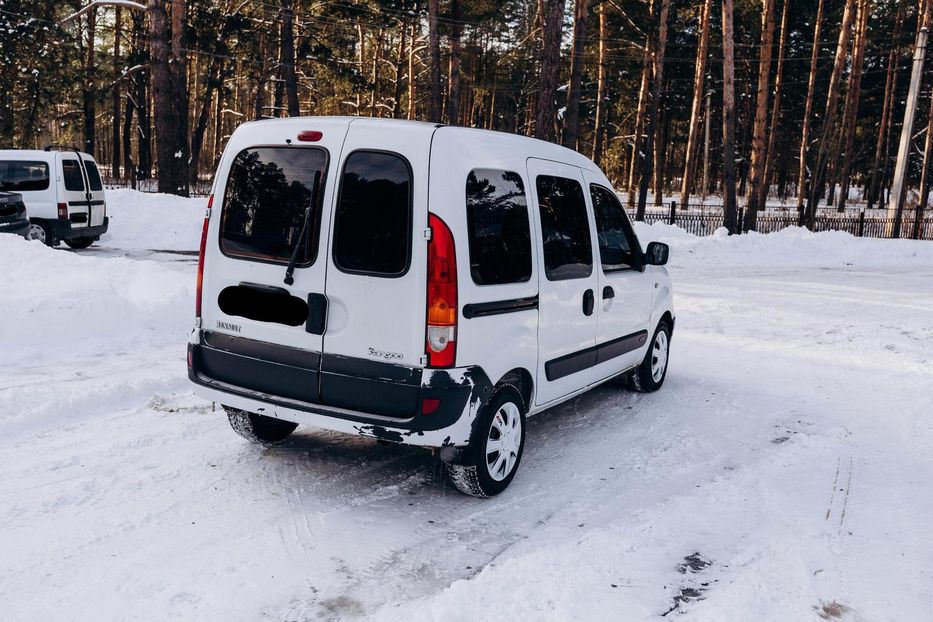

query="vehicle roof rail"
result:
[43,144,82,152]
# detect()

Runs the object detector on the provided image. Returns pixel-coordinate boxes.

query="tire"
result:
[225,406,298,443]
[27,221,55,246]
[624,320,671,393]
[447,385,526,498]
[64,237,94,249]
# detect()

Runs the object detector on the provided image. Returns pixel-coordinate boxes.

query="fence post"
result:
[737,207,744,233]
[669,200,677,225]
[858,209,865,237]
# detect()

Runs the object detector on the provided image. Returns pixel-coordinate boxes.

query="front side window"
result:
[535,175,592,281]
[333,151,412,277]
[466,169,532,285]
[84,161,103,191]
[590,185,641,271]
[62,159,84,191]
[0,160,50,191]
[220,147,327,265]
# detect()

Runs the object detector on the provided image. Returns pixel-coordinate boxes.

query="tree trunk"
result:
[743,0,776,231]
[805,0,857,227]
[534,0,565,141]
[636,0,671,220]
[679,0,713,211]
[914,70,933,237]
[627,43,652,209]
[148,0,189,196]
[795,0,825,221]
[428,0,442,122]
[111,8,122,176]
[407,21,417,120]
[757,0,789,212]
[591,0,608,164]
[448,0,463,125]
[721,0,739,234]
[83,8,97,156]
[563,0,590,149]
[835,0,869,211]
[653,107,667,206]
[393,24,407,118]
[867,0,906,210]
[280,0,300,117]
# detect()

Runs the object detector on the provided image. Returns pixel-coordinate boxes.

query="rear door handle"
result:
[306,293,328,335]
[582,289,595,316]
[602,286,615,300]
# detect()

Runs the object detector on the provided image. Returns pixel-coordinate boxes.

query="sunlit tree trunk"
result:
[591,0,608,165]
[721,0,739,234]
[563,0,589,149]
[534,0,565,141]
[835,0,869,211]
[743,0,776,231]
[795,0,825,221]
[680,0,713,211]
[636,0,670,220]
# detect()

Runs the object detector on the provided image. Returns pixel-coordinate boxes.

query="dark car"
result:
[0,191,29,238]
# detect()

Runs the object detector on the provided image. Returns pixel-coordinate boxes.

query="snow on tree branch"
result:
[60,1,147,24]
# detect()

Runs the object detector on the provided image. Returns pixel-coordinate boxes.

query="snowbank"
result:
[0,235,193,364]
[634,222,933,269]
[103,189,207,251]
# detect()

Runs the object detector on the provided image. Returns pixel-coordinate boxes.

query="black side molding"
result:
[463,295,538,319]
[545,330,649,381]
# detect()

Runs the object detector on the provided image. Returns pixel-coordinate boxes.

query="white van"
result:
[0,148,109,248]
[188,117,674,496]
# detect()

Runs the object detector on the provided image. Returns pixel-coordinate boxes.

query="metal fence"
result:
[102,176,214,197]
[633,202,933,240]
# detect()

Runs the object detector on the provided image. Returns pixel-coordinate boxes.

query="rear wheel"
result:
[624,320,671,393]
[64,237,94,249]
[27,221,55,246]
[447,386,525,497]
[225,406,298,443]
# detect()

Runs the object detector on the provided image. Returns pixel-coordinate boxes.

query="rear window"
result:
[0,160,50,191]
[333,150,412,277]
[219,147,328,265]
[466,169,532,285]
[62,159,84,191]
[535,175,593,281]
[84,161,103,191]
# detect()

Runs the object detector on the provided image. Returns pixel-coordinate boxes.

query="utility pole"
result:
[702,89,712,202]
[889,26,928,237]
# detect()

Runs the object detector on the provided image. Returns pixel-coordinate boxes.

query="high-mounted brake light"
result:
[425,213,457,368]
[195,195,213,319]
[57,203,68,219]
[297,130,323,142]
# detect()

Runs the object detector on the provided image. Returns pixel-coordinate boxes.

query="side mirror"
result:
[645,241,669,266]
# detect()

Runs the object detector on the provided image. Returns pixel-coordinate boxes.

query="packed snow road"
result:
[1,193,931,621]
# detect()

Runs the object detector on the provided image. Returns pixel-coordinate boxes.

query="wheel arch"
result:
[495,367,534,413]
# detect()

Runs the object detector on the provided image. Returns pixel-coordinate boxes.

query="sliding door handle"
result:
[602,286,615,300]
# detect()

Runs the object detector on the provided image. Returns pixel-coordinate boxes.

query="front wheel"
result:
[624,320,671,393]
[64,237,94,249]
[447,385,526,497]
[225,406,298,443]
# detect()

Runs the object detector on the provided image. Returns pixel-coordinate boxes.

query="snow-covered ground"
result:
[1,190,931,621]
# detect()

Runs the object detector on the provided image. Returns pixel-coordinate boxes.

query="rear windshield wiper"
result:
[284,170,322,285]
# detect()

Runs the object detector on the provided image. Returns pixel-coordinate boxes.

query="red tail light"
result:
[195,195,213,319]
[426,213,457,368]
[57,203,68,219]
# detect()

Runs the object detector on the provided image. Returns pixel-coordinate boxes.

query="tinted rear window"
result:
[333,151,412,276]
[536,175,593,281]
[466,169,532,285]
[62,159,84,191]
[220,147,328,265]
[84,161,103,191]
[0,160,50,191]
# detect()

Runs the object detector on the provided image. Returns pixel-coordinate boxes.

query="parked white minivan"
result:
[189,117,674,496]
[0,147,109,248]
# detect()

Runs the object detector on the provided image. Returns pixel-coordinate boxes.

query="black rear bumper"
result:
[0,219,29,237]
[188,331,492,433]
[47,217,109,241]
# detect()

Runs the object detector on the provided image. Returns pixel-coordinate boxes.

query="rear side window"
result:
[220,146,328,265]
[465,169,532,285]
[84,161,103,191]
[333,151,412,277]
[590,185,641,271]
[535,175,592,281]
[0,160,50,191]
[62,159,84,191]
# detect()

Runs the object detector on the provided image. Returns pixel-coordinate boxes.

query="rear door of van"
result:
[81,156,107,228]
[59,152,91,228]
[318,119,432,416]
[201,126,349,404]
